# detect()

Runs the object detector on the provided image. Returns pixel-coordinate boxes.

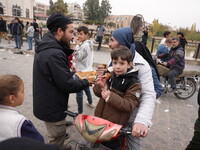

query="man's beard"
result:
[60,34,70,45]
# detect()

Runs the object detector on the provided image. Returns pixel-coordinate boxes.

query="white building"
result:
[67,3,84,22]
[0,0,34,22]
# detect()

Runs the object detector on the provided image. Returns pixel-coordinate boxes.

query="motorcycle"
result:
[64,110,132,150]
[157,64,200,100]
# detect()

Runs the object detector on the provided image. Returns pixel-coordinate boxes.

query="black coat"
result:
[0,20,7,32]
[33,32,89,122]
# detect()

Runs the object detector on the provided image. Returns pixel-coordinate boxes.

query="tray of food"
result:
[76,71,96,82]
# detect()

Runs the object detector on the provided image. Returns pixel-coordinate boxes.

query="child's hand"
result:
[101,89,110,100]
[96,75,107,88]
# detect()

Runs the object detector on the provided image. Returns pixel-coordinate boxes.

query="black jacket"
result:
[33,32,89,122]
[0,20,7,32]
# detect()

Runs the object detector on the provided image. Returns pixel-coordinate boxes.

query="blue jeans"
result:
[167,68,182,89]
[151,66,163,99]
[76,86,92,114]
[13,35,21,48]
[96,36,103,50]
[27,36,33,49]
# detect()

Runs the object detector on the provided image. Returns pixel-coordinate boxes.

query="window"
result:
[0,2,4,14]
[26,9,29,18]
[12,4,21,16]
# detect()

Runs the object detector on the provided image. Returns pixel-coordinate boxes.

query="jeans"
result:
[151,66,163,99]
[96,36,103,50]
[27,36,33,49]
[13,35,21,48]
[167,68,182,89]
[186,107,200,150]
[76,86,92,114]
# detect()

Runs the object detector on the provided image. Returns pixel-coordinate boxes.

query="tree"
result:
[47,0,68,16]
[99,0,112,21]
[83,0,112,23]
[83,0,100,21]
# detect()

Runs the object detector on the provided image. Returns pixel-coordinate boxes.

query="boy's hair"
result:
[165,38,172,44]
[163,31,171,37]
[111,46,133,63]
[77,26,89,34]
[0,75,23,103]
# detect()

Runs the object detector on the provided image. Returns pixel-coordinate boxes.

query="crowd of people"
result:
[0,17,42,50]
[0,13,199,150]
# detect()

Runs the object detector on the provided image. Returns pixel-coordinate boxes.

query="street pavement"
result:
[0,39,200,150]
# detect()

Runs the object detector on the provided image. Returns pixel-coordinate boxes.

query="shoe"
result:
[66,121,73,127]
[86,101,95,108]
[65,133,70,139]
[170,88,179,93]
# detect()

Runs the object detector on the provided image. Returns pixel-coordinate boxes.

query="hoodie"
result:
[33,32,89,122]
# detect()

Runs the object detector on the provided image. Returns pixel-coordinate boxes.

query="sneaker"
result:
[86,101,95,108]
[170,88,179,93]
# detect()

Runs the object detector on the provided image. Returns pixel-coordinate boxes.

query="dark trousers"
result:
[102,137,122,150]
[76,86,92,114]
[167,68,182,89]
[186,107,200,150]
[96,36,103,50]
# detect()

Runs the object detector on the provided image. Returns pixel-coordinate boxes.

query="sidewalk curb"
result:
[1,45,200,66]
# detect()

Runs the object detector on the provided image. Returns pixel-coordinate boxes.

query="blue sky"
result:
[37,0,200,31]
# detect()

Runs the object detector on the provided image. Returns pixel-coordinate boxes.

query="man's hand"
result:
[132,123,148,138]
[162,62,168,66]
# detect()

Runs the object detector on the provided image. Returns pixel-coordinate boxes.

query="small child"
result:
[0,74,44,142]
[73,26,94,114]
[93,46,141,149]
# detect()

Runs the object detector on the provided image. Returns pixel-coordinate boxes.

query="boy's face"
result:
[77,31,88,42]
[112,57,131,76]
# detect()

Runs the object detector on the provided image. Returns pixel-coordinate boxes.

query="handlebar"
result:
[119,126,132,135]
[64,110,78,118]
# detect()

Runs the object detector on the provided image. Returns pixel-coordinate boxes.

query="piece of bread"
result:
[103,73,111,80]
[76,71,96,82]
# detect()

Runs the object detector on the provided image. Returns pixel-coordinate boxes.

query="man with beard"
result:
[158,37,185,93]
[32,13,90,150]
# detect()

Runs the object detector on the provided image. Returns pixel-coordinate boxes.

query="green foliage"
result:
[107,22,116,28]
[84,0,111,23]
[151,19,200,41]
[47,0,68,16]
[83,19,104,25]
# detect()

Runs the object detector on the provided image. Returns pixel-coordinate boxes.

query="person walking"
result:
[26,23,34,50]
[11,18,22,49]
[33,19,39,41]
[32,13,90,150]
[0,17,10,44]
[96,24,105,51]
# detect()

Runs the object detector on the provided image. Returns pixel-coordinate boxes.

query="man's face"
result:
[109,37,120,50]
[60,24,75,45]
[171,40,179,48]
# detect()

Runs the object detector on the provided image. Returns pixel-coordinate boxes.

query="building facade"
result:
[0,0,34,23]
[33,1,49,22]
[104,15,134,28]
[67,3,84,22]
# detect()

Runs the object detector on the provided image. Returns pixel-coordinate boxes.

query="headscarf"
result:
[112,27,135,53]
